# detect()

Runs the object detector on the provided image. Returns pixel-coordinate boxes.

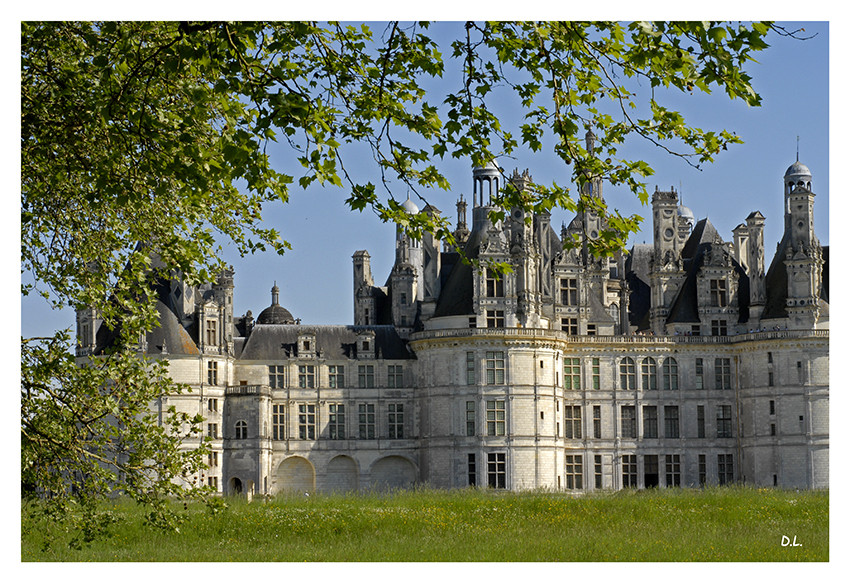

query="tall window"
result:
[298,365,315,388]
[272,404,285,440]
[716,405,733,438]
[487,452,506,489]
[486,400,506,436]
[664,406,680,438]
[644,455,659,488]
[561,317,578,335]
[593,405,602,439]
[594,455,603,489]
[387,365,404,388]
[565,454,583,489]
[698,454,707,485]
[485,268,504,297]
[466,351,476,385]
[269,365,286,389]
[560,277,578,305]
[207,398,218,413]
[564,406,581,439]
[697,405,706,438]
[662,357,678,390]
[643,406,658,439]
[622,454,638,487]
[388,403,404,439]
[665,454,681,487]
[468,453,477,487]
[710,279,728,307]
[486,310,505,328]
[718,454,734,485]
[207,451,219,468]
[620,357,636,390]
[485,351,505,385]
[207,361,218,385]
[358,403,376,439]
[711,319,728,336]
[621,405,636,438]
[298,404,316,440]
[206,319,217,346]
[328,365,344,388]
[328,403,345,440]
[358,365,375,388]
[591,357,600,390]
[207,423,218,439]
[695,358,704,389]
[640,357,657,390]
[715,358,732,390]
[563,358,581,390]
[234,420,248,440]
[466,401,476,437]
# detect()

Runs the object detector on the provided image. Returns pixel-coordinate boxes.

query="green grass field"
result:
[21,486,828,561]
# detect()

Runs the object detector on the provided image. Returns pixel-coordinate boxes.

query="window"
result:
[207,398,218,413]
[620,357,636,390]
[621,405,636,438]
[643,406,658,439]
[206,319,217,346]
[641,357,657,390]
[400,292,407,305]
[593,405,601,439]
[269,365,286,389]
[565,454,583,489]
[560,277,578,305]
[485,351,505,385]
[691,325,701,336]
[662,357,678,390]
[771,423,776,436]
[769,400,775,415]
[710,279,728,307]
[207,423,218,439]
[768,352,773,364]
[468,316,477,329]
[388,403,404,439]
[698,454,707,485]
[466,352,476,385]
[207,361,218,386]
[715,358,731,390]
[664,406,680,438]
[695,358,704,389]
[487,453,507,489]
[563,358,581,390]
[586,324,597,336]
[208,451,219,468]
[486,400,506,436]
[468,453,477,486]
[328,403,345,440]
[565,406,581,439]
[622,454,638,488]
[485,268,504,297]
[594,455,603,489]
[298,365,315,388]
[358,365,375,388]
[711,319,728,336]
[591,358,600,390]
[235,420,248,440]
[387,365,404,388]
[272,404,285,440]
[466,401,476,437]
[644,455,659,488]
[716,405,733,438]
[486,310,505,328]
[208,476,218,490]
[298,404,316,440]
[718,454,734,485]
[328,365,344,389]
[358,403,376,439]
[561,317,578,335]
[768,371,774,386]
[665,454,681,487]
[697,405,706,438]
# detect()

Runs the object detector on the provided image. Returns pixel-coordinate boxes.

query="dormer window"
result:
[206,320,217,346]
[710,279,728,307]
[486,269,504,297]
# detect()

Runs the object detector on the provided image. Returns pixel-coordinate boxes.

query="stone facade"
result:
[78,148,829,495]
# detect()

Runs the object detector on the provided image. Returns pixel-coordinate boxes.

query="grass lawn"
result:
[21,486,827,562]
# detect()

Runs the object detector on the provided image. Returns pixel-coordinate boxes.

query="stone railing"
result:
[225,384,270,397]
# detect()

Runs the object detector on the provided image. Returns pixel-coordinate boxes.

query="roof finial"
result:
[797,135,800,162]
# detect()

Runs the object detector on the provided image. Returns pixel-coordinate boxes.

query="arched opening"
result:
[275,456,316,495]
[323,455,359,493]
[230,477,243,495]
[370,455,417,491]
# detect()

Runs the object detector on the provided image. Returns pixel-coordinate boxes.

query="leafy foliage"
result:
[21,21,787,541]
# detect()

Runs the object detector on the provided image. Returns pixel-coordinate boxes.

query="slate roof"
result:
[237,325,413,361]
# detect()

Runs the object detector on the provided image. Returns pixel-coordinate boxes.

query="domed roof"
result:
[677,205,695,223]
[401,196,420,214]
[784,160,811,177]
[472,159,500,175]
[256,283,296,325]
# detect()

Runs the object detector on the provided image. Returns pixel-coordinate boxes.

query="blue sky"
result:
[19,21,830,338]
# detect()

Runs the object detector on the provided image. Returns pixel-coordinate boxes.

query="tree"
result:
[21,20,786,541]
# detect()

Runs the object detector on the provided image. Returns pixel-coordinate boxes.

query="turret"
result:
[352,250,375,326]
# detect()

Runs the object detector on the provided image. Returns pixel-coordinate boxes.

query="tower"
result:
[746,210,766,318]
[649,186,685,334]
[352,250,375,326]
